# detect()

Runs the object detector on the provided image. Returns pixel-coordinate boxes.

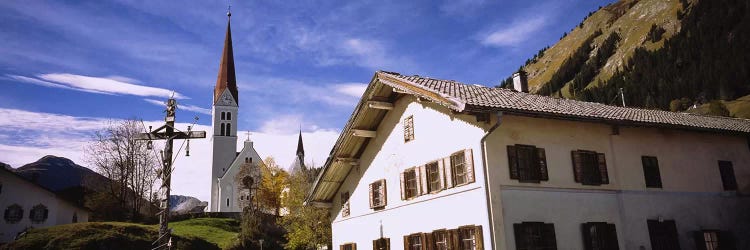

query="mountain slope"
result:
[14,155,108,192]
[519,0,750,117]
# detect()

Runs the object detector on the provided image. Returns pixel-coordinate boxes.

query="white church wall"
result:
[218,139,262,212]
[330,96,493,249]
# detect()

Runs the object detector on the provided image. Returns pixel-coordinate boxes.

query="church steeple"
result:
[213,12,239,105]
[296,130,305,158]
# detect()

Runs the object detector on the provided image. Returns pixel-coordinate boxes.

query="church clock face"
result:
[221,94,232,105]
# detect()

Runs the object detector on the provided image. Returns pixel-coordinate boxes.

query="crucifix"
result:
[135,97,206,250]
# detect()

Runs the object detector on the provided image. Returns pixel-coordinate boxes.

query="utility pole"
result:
[135,97,206,250]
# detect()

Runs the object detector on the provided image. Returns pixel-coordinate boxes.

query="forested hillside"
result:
[509,0,750,117]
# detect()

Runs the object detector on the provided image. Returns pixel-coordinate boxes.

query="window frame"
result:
[408,233,424,250]
[459,226,478,250]
[404,168,419,199]
[451,151,468,186]
[514,222,557,250]
[341,191,350,217]
[642,156,662,188]
[426,161,442,193]
[341,242,356,250]
[369,179,387,209]
[374,237,390,250]
[432,229,449,250]
[508,144,548,183]
[582,222,619,250]
[4,204,23,224]
[571,150,609,186]
[646,219,680,250]
[718,160,738,191]
[404,115,415,142]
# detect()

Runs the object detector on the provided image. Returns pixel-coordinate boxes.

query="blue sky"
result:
[0,0,613,199]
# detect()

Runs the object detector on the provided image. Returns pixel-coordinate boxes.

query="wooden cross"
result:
[135,98,206,249]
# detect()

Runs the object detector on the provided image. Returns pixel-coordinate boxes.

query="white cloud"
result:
[143,99,211,115]
[481,17,548,47]
[334,83,368,99]
[0,107,339,206]
[7,73,186,99]
[439,0,487,17]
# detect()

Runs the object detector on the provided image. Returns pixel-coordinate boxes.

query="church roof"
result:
[213,18,239,105]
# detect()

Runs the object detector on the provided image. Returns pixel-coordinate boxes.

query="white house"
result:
[307,71,750,250]
[210,12,262,212]
[1,167,90,243]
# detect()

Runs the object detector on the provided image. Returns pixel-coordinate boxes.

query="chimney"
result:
[512,70,529,93]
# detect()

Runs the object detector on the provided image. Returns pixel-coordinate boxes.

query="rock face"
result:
[169,195,208,214]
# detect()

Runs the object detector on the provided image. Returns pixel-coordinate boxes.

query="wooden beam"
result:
[367,101,393,110]
[336,157,360,166]
[393,87,409,94]
[305,201,333,208]
[351,129,376,138]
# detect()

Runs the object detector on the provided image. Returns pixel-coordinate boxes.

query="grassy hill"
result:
[2,218,239,250]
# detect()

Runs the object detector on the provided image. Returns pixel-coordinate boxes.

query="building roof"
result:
[296,130,305,157]
[0,166,91,212]
[213,18,239,105]
[306,71,750,204]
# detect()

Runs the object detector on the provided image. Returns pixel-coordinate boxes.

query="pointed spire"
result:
[296,129,305,157]
[214,13,239,105]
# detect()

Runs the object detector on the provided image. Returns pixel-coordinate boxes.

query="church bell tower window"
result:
[221,112,225,120]
[227,112,232,120]
[227,124,231,136]
[221,124,226,136]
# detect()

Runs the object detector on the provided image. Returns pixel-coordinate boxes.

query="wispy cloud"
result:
[143,99,211,115]
[439,0,487,17]
[7,73,186,99]
[481,17,548,47]
[333,83,368,98]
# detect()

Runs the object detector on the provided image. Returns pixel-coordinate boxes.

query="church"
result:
[209,12,262,213]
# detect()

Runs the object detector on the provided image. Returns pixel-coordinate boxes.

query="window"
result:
[642,156,662,188]
[341,243,356,250]
[513,222,557,250]
[72,212,78,223]
[29,204,48,224]
[401,168,420,200]
[369,179,387,209]
[459,226,483,250]
[220,123,226,136]
[571,150,609,185]
[451,149,475,186]
[433,230,449,250]
[341,192,350,217]
[647,219,680,250]
[226,198,229,207]
[227,112,231,120]
[221,112,225,120]
[4,204,23,224]
[718,161,737,191]
[426,162,442,193]
[582,222,619,250]
[508,145,549,183]
[226,124,231,136]
[406,234,424,250]
[404,116,415,142]
[693,230,735,250]
[374,238,390,250]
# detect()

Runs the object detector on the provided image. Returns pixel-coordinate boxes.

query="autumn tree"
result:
[256,157,288,216]
[280,165,331,250]
[86,119,158,221]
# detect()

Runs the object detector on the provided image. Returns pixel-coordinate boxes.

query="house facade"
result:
[307,71,750,250]
[1,167,90,243]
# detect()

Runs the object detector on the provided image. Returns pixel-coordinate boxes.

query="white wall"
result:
[485,115,750,250]
[0,170,89,243]
[330,96,493,249]
[218,140,262,212]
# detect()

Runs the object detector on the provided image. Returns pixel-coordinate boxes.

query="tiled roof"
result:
[380,71,750,134]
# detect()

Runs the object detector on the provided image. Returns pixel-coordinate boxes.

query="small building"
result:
[307,71,750,250]
[0,166,90,243]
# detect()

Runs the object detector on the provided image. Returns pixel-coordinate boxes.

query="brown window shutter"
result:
[605,223,620,250]
[542,223,557,250]
[582,223,594,250]
[419,165,428,195]
[719,161,738,190]
[693,231,708,250]
[597,153,609,184]
[404,236,410,250]
[380,179,387,206]
[537,148,548,181]
[572,151,583,182]
[374,240,379,250]
[718,231,737,250]
[475,225,484,250]
[369,182,374,209]
[437,160,446,190]
[340,245,344,250]
[400,172,406,200]
[513,223,526,250]
[353,243,357,250]
[423,233,434,250]
[415,166,423,196]
[508,145,519,179]
[387,238,392,250]
[444,157,454,188]
[465,149,475,183]
[449,229,459,250]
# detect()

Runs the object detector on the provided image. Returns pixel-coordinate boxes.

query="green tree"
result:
[280,166,331,250]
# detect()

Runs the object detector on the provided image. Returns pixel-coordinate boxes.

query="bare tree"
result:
[86,119,158,221]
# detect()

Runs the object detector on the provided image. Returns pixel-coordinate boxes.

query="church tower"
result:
[211,11,239,212]
[291,130,306,173]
